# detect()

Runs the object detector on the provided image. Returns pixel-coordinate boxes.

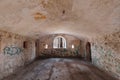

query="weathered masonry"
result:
[0,0,119,80]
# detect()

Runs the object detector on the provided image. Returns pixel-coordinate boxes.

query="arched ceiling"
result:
[0,0,120,39]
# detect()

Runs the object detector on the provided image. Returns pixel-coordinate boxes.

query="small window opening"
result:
[23,41,28,49]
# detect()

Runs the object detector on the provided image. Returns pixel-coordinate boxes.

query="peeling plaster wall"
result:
[37,34,87,58]
[0,0,119,38]
[0,30,36,79]
[91,31,120,79]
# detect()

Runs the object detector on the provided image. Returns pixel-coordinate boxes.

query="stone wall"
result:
[91,31,120,79]
[37,34,87,58]
[0,30,36,79]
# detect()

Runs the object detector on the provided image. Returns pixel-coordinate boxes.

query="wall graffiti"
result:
[4,45,23,55]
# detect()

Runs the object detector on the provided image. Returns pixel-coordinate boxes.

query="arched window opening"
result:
[53,36,66,49]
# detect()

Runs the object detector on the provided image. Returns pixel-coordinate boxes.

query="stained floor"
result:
[2,58,118,80]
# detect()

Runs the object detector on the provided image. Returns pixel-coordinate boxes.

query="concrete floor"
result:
[2,58,118,80]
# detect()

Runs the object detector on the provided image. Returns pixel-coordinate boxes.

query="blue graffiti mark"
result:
[4,45,23,55]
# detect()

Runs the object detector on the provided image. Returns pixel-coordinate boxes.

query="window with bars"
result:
[53,36,66,49]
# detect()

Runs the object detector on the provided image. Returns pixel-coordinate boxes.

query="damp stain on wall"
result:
[41,0,47,8]
[34,12,46,20]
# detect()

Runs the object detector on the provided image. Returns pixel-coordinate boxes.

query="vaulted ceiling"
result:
[0,0,120,39]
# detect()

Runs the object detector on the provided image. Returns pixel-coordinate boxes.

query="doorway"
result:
[86,42,91,61]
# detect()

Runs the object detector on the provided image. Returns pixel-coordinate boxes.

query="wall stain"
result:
[34,12,46,20]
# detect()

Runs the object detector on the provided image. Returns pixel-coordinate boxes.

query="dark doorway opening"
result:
[86,42,92,61]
